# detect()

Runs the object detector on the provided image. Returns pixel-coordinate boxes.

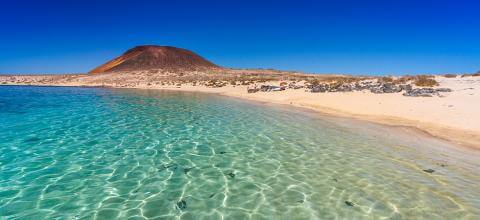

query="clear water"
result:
[0,86,479,220]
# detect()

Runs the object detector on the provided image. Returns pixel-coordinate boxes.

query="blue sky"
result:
[0,0,479,75]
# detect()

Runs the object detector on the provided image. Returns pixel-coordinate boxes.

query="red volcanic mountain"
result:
[90,45,219,73]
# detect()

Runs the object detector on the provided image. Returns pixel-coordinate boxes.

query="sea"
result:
[0,86,479,219]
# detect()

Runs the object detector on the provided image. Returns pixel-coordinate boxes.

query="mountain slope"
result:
[90,45,219,73]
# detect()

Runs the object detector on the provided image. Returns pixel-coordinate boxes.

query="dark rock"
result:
[183,167,193,174]
[247,88,259,93]
[226,172,235,178]
[435,88,452,92]
[400,84,413,92]
[403,88,447,97]
[164,163,177,170]
[371,83,402,93]
[260,85,284,92]
[24,137,41,143]
[356,81,381,91]
[288,83,304,89]
[404,88,431,97]
[260,85,270,91]
[176,200,187,211]
[310,84,329,93]
[345,201,355,207]
[370,87,384,94]
[423,169,435,173]
[382,83,402,93]
[336,84,354,92]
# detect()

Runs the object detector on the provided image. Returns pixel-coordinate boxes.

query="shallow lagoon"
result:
[0,86,479,219]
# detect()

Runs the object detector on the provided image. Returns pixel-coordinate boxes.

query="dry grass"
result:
[461,73,480,77]
[393,75,414,84]
[379,76,394,83]
[414,75,439,87]
[444,74,457,78]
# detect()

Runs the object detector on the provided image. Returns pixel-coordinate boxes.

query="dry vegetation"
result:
[443,74,457,78]
[0,68,450,89]
[413,75,439,87]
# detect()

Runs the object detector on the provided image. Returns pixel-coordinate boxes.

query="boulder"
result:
[310,84,329,93]
[435,88,452,92]
[382,83,402,93]
[260,85,284,92]
[403,88,438,97]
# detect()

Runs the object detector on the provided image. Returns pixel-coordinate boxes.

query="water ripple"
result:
[0,86,479,219]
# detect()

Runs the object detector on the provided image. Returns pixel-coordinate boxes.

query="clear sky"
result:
[0,0,479,75]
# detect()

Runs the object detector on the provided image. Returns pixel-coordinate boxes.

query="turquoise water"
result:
[0,86,479,220]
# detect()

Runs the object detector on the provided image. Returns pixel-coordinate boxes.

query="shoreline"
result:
[139,85,480,151]
[2,77,479,151]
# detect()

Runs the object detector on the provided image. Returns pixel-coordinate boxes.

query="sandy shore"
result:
[122,76,480,150]
[2,74,479,150]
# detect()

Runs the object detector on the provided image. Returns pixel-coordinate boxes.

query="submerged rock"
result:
[345,201,355,207]
[24,137,41,143]
[226,172,235,178]
[183,167,193,174]
[176,200,187,211]
[423,169,435,173]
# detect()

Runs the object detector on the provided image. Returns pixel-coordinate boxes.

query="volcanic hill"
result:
[90,45,219,73]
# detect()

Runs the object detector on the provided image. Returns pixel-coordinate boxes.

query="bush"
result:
[393,75,414,84]
[308,79,320,86]
[443,74,457,78]
[379,76,394,83]
[461,73,480,77]
[414,75,439,87]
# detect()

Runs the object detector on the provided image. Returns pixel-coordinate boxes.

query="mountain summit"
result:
[90,45,219,73]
